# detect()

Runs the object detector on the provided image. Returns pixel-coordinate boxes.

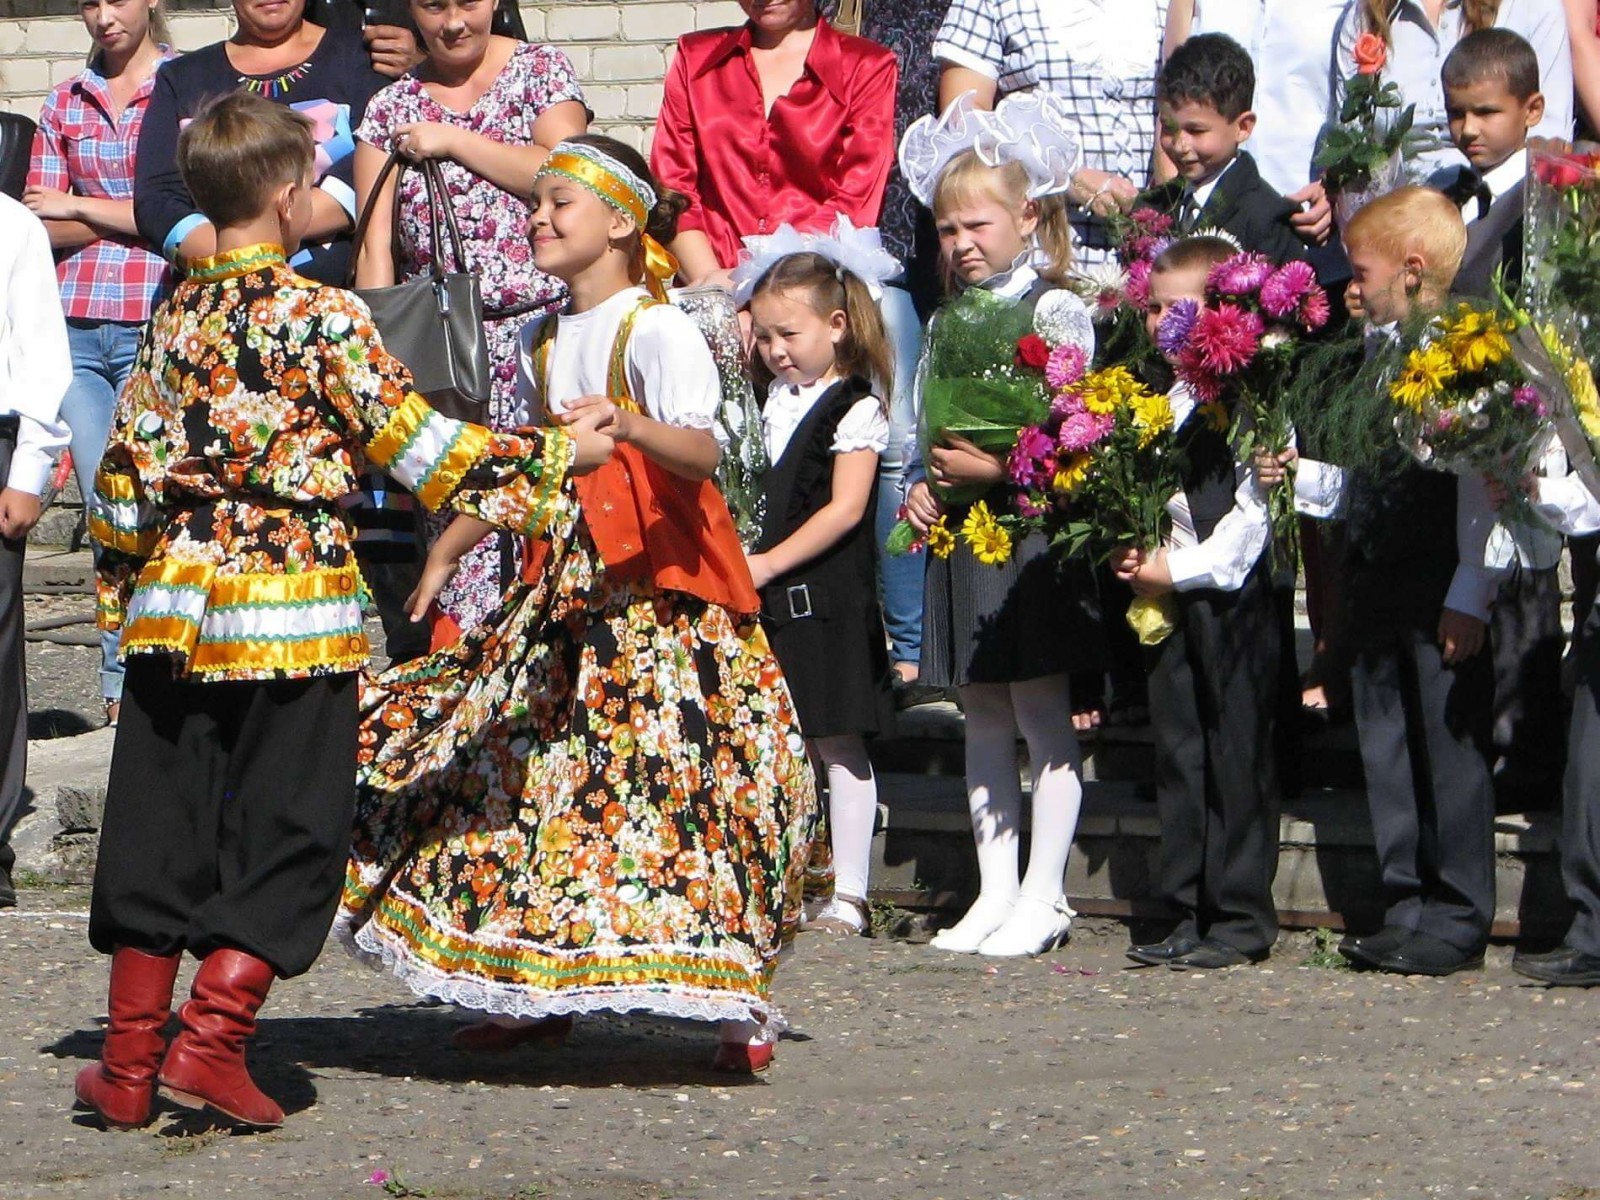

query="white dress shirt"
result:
[1531,455,1600,537]
[1180,157,1238,229]
[1191,0,1349,194]
[0,196,72,496]
[1162,383,1273,591]
[514,287,726,446]
[761,376,889,466]
[1333,0,1573,180]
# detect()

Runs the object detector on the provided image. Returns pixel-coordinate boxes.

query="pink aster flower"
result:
[1188,303,1264,375]
[1050,389,1087,419]
[1181,365,1227,404]
[1007,425,1056,488]
[1045,342,1088,391]
[1513,384,1549,418]
[1207,252,1275,299]
[1298,287,1331,332]
[1125,259,1153,310]
[1260,261,1318,319]
[1056,408,1115,453]
[1128,206,1175,236]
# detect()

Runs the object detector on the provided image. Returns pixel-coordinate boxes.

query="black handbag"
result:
[349,153,490,423]
[0,113,37,200]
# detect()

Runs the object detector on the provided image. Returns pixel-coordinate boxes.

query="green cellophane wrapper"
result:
[917,293,1050,506]
[1518,145,1600,501]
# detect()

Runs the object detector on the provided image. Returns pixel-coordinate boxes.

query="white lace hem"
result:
[332,909,788,1032]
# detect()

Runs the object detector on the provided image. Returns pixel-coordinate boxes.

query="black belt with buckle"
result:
[761,580,826,622]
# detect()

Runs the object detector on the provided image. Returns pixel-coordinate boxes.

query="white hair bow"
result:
[898,90,1083,207]
[729,214,903,305]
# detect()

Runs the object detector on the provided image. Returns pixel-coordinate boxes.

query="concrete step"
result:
[867,772,1568,939]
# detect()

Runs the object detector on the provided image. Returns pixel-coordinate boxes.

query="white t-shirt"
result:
[0,195,71,494]
[515,286,726,445]
[761,376,890,466]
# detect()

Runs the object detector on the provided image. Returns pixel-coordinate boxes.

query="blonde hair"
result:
[178,91,314,230]
[748,252,895,406]
[1361,0,1500,44]
[931,150,1074,289]
[1342,185,1468,297]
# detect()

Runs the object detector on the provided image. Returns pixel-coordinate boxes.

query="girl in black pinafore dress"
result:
[745,252,899,937]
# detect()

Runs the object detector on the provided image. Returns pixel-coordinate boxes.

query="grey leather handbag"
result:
[349,153,490,424]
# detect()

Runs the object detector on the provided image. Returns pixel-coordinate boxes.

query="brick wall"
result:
[0,0,746,150]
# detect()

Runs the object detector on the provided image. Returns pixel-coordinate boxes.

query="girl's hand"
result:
[1255,445,1298,488]
[904,480,944,534]
[1438,607,1487,665]
[560,395,632,444]
[1113,546,1174,596]
[393,122,460,162]
[559,407,617,475]
[22,185,77,221]
[746,552,776,590]
[405,545,463,622]
[929,435,1005,489]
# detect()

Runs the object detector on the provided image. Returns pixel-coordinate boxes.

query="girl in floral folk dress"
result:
[337,135,817,1073]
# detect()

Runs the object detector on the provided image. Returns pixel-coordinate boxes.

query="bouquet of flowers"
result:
[1067,206,1175,372]
[1387,302,1553,502]
[1005,362,1185,644]
[1164,252,1332,549]
[1318,33,1434,226]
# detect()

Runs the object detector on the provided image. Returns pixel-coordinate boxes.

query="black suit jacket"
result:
[1139,151,1309,266]
[1437,167,1524,300]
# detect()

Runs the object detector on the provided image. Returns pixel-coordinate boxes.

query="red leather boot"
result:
[74,948,183,1130]
[156,948,284,1129]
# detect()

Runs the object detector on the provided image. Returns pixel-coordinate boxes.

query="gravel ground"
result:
[2,896,1597,1200]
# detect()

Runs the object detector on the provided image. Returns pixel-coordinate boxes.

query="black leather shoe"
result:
[1374,931,1484,977]
[1512,946,1600,986]
[1338,924,1411,969]
[1168,937,1260,971]
[1126,931,1201,967]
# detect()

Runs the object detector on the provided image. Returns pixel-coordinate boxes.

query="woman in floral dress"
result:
[337,136,818,1074]
[353,0,586,633]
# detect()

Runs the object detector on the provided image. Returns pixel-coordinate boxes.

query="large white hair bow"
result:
[729,214,903,305]
[898,90,1082,207]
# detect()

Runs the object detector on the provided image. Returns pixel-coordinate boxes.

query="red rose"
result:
[1352,32,1387,76]
[1015,333,1050,371]
[1535,154,1588,190]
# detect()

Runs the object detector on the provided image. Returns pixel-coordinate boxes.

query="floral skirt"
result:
[335,515,821,1026]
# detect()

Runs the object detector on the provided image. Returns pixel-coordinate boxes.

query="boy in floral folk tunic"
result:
[73,93,609,1134]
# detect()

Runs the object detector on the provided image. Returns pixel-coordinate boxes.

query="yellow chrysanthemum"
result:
[1449,326,1511,372]
[925,516,955,558]
[1051,452,1092,495]
[1130,390,1174,447]
[960,501,1013,565]
[1572,360,1600,440]
[1391,345,1457,412]
[1077,365,1140,414]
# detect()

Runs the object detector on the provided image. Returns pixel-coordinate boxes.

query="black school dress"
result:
[755,375,897,739]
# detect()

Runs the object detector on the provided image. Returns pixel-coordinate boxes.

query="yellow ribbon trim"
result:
[539,151,680,301]
[527,427,572,539]
[135,556,216,594]
[190,634,368,675]
[366,391,435,475]
[415,420,491,512]
[208,564,363,608]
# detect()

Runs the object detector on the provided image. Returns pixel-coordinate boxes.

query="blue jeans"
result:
[62,319,142,702]
[878,285,926,668]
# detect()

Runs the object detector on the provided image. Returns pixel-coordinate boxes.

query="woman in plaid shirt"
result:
[25,0,177,726]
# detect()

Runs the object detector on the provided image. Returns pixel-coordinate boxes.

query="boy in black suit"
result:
[1142,33,1307,265]
[1434,29,1565,814]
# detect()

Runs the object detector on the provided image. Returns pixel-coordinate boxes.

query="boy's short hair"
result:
[1343,186,1467,283]
[1151,234,1239,276]
[1158,33,1255,121]
[178,91,314,231]
[1441,28,1541,102]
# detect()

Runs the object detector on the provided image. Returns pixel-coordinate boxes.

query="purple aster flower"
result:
[1156,298,1201,358]
[1125,259,1153,310]
[1206,252,1275,299]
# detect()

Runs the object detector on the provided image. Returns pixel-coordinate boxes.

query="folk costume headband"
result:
[537,141,680,300]
[728,214,903,305]
[898,90,1082,207]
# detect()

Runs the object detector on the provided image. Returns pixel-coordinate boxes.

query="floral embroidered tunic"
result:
[90,243,575,682]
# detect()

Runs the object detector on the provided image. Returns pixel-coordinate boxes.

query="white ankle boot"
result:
[977,895,1074,957]
[929,893,1017,953]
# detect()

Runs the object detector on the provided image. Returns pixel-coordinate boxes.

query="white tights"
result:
[959,675,1084,905]
[811,734,878,904]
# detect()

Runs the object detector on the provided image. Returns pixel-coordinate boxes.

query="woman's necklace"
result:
[237,59,313,100]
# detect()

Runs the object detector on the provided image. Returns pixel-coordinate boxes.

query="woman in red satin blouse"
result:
[651,0,898,289]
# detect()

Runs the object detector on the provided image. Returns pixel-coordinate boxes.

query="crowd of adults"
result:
[4,0,1600,906]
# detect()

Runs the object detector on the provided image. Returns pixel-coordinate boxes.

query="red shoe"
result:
[74,948,182,1130]
[710,1040,775,1074]
[157,949,284,1129]
[450,1015,574,1052]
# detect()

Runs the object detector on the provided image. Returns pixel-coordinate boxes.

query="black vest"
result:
[1176,401,1242,544]
[1345,451,1461,638]
[755,375,881,612]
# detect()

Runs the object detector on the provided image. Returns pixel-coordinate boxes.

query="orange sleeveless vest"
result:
[521,298,760,616]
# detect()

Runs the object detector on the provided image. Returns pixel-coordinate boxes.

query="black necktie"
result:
[1461,170,1492,221]
[1180,191,1203,234]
